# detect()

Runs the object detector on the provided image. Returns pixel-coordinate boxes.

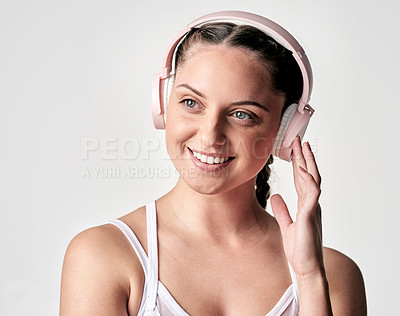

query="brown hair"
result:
[174,22,303,208]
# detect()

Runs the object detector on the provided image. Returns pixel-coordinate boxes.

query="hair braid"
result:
[256,155,274,208]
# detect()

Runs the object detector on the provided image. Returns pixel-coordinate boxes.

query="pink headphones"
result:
[152,10,314,161]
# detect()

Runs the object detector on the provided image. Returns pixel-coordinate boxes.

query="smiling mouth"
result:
[188,148,235,165]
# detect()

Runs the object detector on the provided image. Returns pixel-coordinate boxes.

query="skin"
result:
[60,45,367,315]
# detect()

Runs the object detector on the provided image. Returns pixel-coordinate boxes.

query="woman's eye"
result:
[234,111,252,120]
[181,99,197,108]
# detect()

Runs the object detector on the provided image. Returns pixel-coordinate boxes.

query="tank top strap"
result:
[145,200,159,314]
[108,219,148,276]
[288,262,300,311]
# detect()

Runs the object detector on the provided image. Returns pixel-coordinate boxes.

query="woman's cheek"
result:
[232,126,274,161]
[165,113,191,159]
[249,118,281,159]
[251,137,273,160]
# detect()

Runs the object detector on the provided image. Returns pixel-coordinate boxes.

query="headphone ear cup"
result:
[160,74,175,126]
[152,72,166,129]
[273,103,313,161]
[152,74,175,129]
[272,103,298,158]
[165,74,175,110]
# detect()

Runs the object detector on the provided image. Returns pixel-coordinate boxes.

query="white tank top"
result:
[109,201,300,316]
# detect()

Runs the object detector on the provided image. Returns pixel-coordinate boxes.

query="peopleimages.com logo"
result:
[81,165,172,179]
[80,137,175,179]
[81,137,167,161]
[80,137,318,179]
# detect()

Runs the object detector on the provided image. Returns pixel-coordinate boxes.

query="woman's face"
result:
[165,44,285,195]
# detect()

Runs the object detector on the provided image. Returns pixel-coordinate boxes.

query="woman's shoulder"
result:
[60,206,147,315]
[66,205,147,261]
[323,247,367,314]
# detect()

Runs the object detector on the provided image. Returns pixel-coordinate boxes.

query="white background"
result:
[0,0,399,315]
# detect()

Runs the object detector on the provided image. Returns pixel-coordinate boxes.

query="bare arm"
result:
[60,225,144,316]
[296,267,332,315]
[270,138,330,315]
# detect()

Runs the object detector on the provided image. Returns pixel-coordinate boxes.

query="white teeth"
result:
[191,150,230,165]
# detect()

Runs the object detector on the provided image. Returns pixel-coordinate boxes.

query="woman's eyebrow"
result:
[176,83,269,112]
[176,84,206,99]
[230,101,270,112]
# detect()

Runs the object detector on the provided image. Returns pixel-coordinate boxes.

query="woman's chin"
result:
[177,175,230,196]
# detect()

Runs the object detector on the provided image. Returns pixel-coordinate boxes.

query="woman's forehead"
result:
[177,43,268,71]
[175,45,275,95]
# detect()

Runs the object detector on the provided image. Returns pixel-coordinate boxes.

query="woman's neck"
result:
[157,177,271,244]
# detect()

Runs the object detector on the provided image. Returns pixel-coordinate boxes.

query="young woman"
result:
[60,11,367,316]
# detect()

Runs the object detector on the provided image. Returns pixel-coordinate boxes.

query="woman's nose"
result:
[198,110,227,147]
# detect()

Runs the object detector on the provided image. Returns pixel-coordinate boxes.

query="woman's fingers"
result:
[291,136,307,180]
[302,141,321,188]
[270,194,293,230]
[297,166,321,213]
[291,136,309,196]
[291,136,321,193]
